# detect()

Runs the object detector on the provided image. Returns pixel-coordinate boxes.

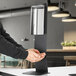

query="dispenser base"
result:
[69,74,76,76]
[23,71,50,75]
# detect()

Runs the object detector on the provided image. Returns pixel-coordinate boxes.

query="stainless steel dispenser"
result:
[30,5,45,35]
[30,4,48,74]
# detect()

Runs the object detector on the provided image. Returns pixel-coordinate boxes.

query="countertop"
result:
[47,49,76,52]
[0,66,76,76]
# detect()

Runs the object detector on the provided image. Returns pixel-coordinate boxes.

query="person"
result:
[0,22,46,62]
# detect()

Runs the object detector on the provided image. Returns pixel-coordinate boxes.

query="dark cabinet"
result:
[46,52,76,67]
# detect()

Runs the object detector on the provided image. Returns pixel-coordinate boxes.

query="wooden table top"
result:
[64,56,76,60]
[47,49,76,52]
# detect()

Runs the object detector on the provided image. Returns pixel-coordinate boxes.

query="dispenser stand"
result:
[23,35,48,75]
[23,4,48,75]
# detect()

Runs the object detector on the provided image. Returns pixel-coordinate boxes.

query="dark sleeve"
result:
[0,23,25,50]
[0,34,28,59]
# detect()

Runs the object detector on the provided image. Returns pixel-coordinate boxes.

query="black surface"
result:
[30,3,48,74]
[35,35,48,73]
[34,3,48,73]
[69,74,76,76]
[23,71,50,75]
[0,72,15,76]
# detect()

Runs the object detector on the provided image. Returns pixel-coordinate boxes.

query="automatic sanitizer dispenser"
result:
[23,4,48,75]
[31,4,48,74]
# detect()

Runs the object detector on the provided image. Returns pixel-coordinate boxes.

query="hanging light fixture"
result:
[52,8,70,17]
[62,15,76,22]
[52,0,70,18]
[48,0,59,11]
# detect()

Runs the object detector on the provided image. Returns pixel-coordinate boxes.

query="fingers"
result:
[40,53,46,57]
[33,52,41,58]
[32,55,45,62]
[26,49,46,63]
[37,53,46,61]
[33,52,46,58]
[32,53,46,62]
[26,49,40,53]
[32,49,40,53]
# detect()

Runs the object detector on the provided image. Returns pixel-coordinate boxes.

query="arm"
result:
[0,23,46,62]
[0,34,46,61]
[0,34,28,59]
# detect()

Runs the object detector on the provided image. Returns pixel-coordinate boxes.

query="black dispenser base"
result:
[69,74,76,76]
[23,71,49,75]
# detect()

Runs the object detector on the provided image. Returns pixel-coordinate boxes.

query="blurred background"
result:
[0,0,76,68]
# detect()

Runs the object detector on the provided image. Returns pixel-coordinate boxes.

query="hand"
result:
[26,49,46,63]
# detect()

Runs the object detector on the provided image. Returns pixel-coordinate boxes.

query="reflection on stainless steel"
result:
[30,5,45,35]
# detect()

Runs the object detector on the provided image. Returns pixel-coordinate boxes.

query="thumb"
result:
[40,53,46,57]
[33,49,40,53]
